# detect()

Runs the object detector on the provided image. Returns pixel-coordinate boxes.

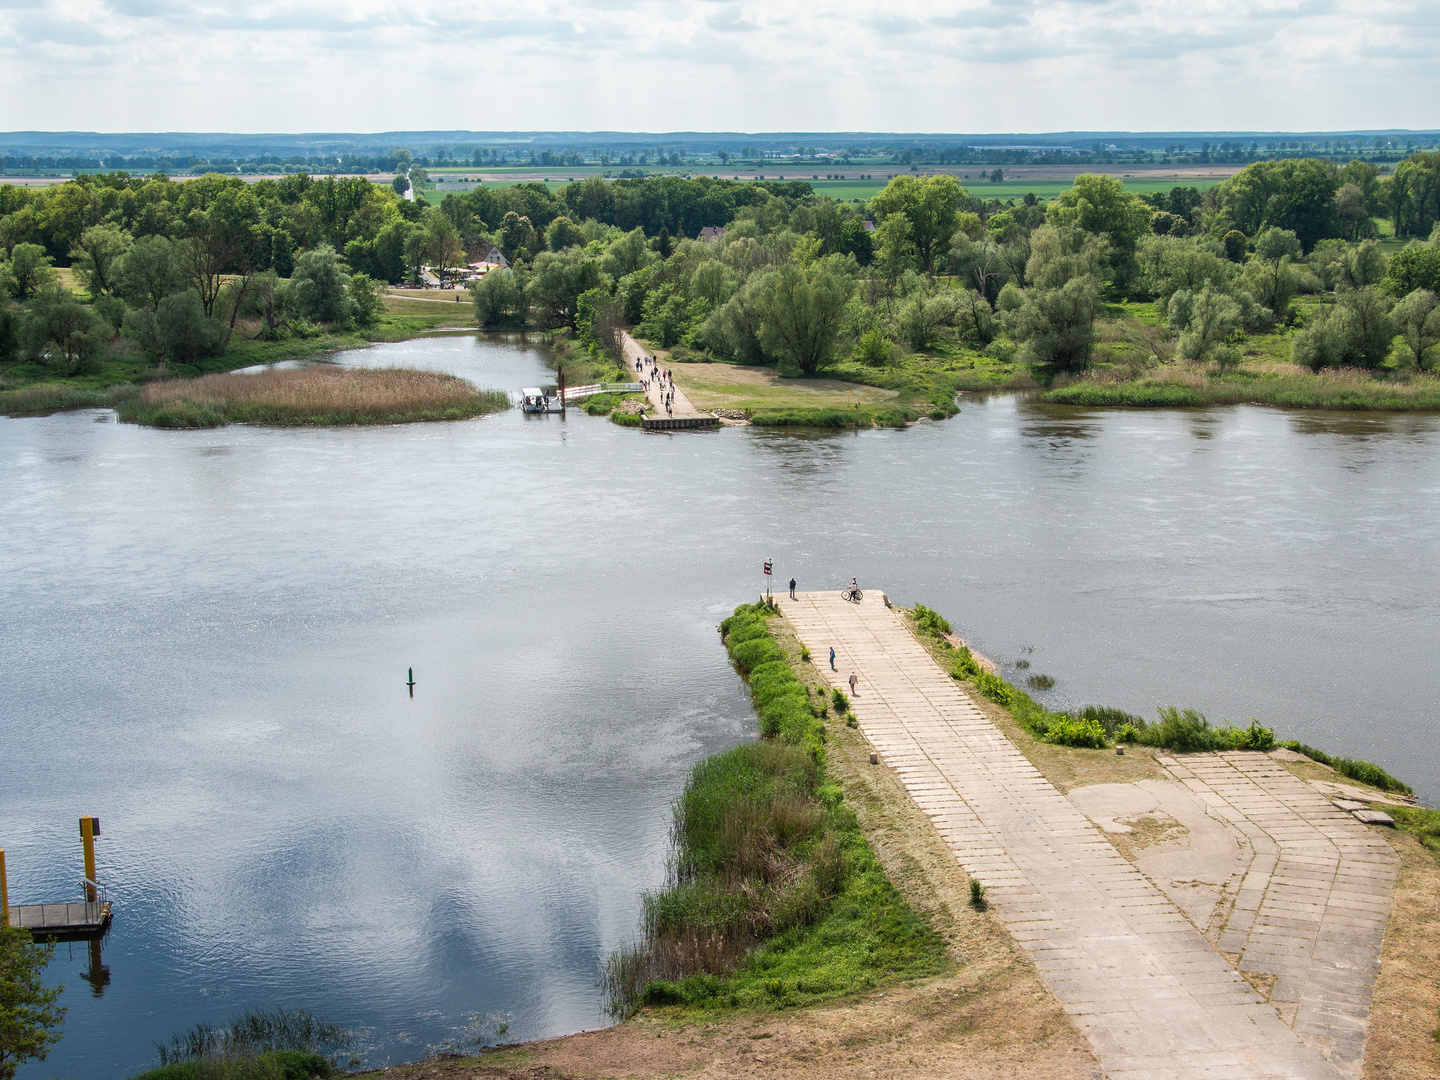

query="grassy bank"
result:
[907,603,1416,791]
[602,600,947,1018]
[1043,366,1440,411]
[115,367,509,428]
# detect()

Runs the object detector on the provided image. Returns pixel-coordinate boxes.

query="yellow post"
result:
[80,817,98,902]
[1,848,8,926]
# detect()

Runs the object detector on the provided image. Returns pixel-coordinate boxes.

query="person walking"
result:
[788,576,796,599]
[848,671,858,697]
[829,647,836,671]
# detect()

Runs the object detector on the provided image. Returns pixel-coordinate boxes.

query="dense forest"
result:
[2,152,1440,415]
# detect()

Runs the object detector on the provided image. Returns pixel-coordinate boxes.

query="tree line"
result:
[3,152,1440,380]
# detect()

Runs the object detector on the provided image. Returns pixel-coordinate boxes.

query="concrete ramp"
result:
[782,591,1358,1080]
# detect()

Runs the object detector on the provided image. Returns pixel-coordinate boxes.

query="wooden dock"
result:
[6,901,112,940]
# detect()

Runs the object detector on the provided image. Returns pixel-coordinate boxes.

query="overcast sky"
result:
[3,0,1437,134]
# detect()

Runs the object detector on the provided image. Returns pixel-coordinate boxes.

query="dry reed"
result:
[122,366,509,428]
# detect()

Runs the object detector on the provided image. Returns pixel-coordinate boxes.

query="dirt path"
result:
[619,331,705,418]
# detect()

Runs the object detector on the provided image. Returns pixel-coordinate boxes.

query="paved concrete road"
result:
[782,591,1360,1080]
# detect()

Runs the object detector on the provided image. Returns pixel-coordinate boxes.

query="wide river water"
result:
[3,334,1437,1078]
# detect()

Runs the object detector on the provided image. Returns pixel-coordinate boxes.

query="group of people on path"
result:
[634,353,678,416]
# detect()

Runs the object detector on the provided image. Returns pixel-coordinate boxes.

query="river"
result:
[2,334,1437,1078]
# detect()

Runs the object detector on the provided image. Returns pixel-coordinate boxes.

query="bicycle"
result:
[841,587,863,603]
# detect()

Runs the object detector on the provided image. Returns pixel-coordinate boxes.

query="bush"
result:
[1043,717,1107,749]
[912,604,951,638]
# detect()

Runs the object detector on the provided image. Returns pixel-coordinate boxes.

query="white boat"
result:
[521,388,559,414]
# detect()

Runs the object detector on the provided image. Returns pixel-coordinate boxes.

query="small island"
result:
[116,366,509,428]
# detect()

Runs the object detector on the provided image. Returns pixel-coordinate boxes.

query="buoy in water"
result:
[407,667,416,697]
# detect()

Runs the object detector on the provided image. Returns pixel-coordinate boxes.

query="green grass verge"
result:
[602,600,947,1018]
[1385,805,1440,856]
[1043,372,1440,411]
[909,603,1417,794]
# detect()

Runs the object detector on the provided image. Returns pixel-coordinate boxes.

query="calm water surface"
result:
[2,335,1437,1078]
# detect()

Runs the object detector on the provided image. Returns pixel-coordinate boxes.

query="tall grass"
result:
[1278,741,1413,795]
[127,1009,349,1080]
[117,367,510,428]
[0,382,136,416]
[154,1009,349,1066]
[602,602,945,1018]
[1043,367,1440,411]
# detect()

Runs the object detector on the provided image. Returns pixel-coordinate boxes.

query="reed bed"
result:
[1044,365,1440,410]
[120,366,510,428]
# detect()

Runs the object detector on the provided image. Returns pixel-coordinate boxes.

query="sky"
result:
[2,0,1438,134]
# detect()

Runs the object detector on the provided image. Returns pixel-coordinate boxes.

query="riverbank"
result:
[1043,362,1440,411]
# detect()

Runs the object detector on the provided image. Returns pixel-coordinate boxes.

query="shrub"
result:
[831,689,849,715]
[1043,717,1107,749]
[973,670,1017,708]
[1074,706,1145,739]
[1132,707,1219,752]
[912,604,951,638]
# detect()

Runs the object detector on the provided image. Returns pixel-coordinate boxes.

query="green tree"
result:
[873,214,917,286]
[1136,234,1233,309]
[0,924,65,1080]
[756,262,851,373]
[21,285,110,374]
[1244,227,1302,321]
[869,174,964,274]
[1336,240,1387,291]
[154,289,224,363]
[291,244,357,324]
[1293,287,1396,369]
[601,228,655,279]
[347,272,385,326]
[2,244,56,300]
[1178,286,1242,363]
[545,216,585,252]
[471,268,529,327]
[1383,244,1440,296]
[1009,276,1102,369]
[1390,289,1440,369]
[117,235,183,314]
[392,175,410,197]
[498,212,537,263]
[529,248,603,329]
[1045,174,1153,287]
[638,283,693,347]
[1210,159,1340,251]
[68,224,131,297]
[425,213,465,277]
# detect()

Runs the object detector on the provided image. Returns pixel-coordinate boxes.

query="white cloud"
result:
[1,0,1436,132]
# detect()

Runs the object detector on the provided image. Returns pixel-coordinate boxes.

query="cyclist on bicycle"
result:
[850,577,858,593]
